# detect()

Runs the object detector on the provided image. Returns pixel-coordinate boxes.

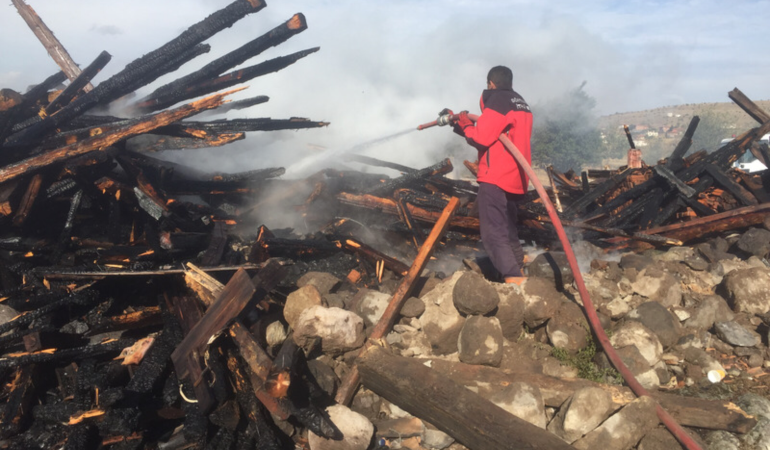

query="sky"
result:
[2,0,769,177]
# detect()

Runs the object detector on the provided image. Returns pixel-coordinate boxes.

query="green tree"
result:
[531,83,605,172]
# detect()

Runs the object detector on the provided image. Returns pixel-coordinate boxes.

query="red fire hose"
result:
[419,113,703,450]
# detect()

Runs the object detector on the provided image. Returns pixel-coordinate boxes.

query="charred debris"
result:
[1,1,770,449]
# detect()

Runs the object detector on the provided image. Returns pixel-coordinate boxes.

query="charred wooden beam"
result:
[0,339,133,369]
[666,115,699,171]
[201,222,228,267]
[11,0,90,89]
[349,154,415,174]
[11,174,43,227]
[36,263,266,280]
[336,197,460,405]
[0,71,67,144]
[156,117,329,136]
[703,163,758,206]
[331,237,410,276]
[136,14,308,113]
[3,0,266,147]
[653,165,696,197]
[135,47,318,113]
[0,89,241,184]
[199,95,269,118]
[364,158,453,196]
[357,345,574,450]
[563,168,635,218]
[728,88,770,124]
[125,132,245,153]
[46,51,112,115]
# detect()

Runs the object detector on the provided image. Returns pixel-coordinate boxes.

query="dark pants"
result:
[477,182,526,278]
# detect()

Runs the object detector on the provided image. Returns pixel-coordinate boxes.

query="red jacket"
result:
[459,89,533,194]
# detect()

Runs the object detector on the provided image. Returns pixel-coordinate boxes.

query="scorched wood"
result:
[45,51,112,115]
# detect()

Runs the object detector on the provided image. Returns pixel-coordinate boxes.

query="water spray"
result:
[418,111,703,450]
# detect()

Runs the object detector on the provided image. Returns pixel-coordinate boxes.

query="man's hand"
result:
[456,111,473,129]
[438,108,454,117]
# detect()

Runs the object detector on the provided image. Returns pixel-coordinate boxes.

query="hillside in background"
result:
[596,99,770,165]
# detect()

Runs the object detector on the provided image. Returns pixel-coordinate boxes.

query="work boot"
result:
[504,277,527,286]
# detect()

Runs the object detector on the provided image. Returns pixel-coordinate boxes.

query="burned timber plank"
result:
[45,51,112,115]
[424,358,756,433]
[336,197,460,405]
[357,345,574,450]
[563,168,635,218]
[337,192,479,230]
[0,89,242,184]
[703,163,758,206]
[729,88,770,125]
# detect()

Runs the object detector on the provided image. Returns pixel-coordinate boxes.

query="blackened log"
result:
[638,188,665,230]
[11,174,43,227]
[0,289,98,339]
[728,88,770,124]
[0,339,133,369]
[125,132,245,153]
[0,89,240,184]
[136,47,318,113]
[156,117,329,136]
[667,115,699,172]
[201,222,227,267]
[364,158,453,196]
[0,71,66,144]
[653,165,696,197]
[735,171,770,204]
[563,168,634,218]
[624,124,636,149]
[331,237,410,276]
[3,0,266,147]
[199,95,269,118]
[357,345,574,450]
[51,189,83,264]
[36,263,265,280]
[603,187,663,229]
[136,14,308,113]
[396,192,425,249]
[46,51,112,114]
[704,163,759,206]
[349,154,416,174]
[651,196,684,228]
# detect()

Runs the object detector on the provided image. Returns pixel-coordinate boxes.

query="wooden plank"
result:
[653,165,696,197]
[335,197,460,405]
[728,88,770,124]
[337,192,479,230]
[12,174,43,227]
[357,345,574,450]
[424,358,756,433]
[703,163,758,206]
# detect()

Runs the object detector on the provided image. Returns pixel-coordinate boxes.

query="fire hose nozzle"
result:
[436,113,453,127]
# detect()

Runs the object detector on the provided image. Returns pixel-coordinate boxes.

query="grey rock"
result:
[297,271,341,295]
[736,392,770,420]
[637,427,684,450]
[350,389,381,419]
[488,381,546,429]
[546,301,589,354]
[722,267,770,314]
[547,386,614,443]
[528,252,573,290]
[610,320,663,366]
[682,347,724,372]
[458,316,504,367]
[308,404,373,450]
[419,272,466,355]
[522,277,564,328]
[0,305,19,330]
[400,297,425,318]
[423,428,455,449]
[452,271,500,316]
[415,276,442,298]
[684,295,735,331]
[714,321,760,347]
[743,416,770,450]
[284,285,324,330]
[355,290,391,327]
[378,279,401,295]
[735,227,770,258]
[293,306,365,355]
[619,253,655,271]
[627,302,681,349]
[572,396,659,450]
[323,293,346,309]
[494,283,525,341]
[629,267,682,308]
[704,430,742,450]
[307,358,339,398]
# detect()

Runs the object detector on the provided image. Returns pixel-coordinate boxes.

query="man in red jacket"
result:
[449,66,533,283]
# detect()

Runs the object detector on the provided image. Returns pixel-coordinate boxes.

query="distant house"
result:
[647,130,659,137]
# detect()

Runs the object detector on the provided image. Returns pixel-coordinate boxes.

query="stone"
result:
[297,271,341,295]
[355,290,391,327]
[378,279,401,295]
[736,392,770,420]
[722,267,770,314]
[547,386,614,443]
[735,227,770,259]
[610,320,663,366]
[629,267,682,308]
[572,396,659,450]
[494,283,525,340]
[546,301,589,354]
[684,295,735,331]
[626,302,681,349]
[293,306,365,355]
[423,428,455,449]
[582,272,622,309]
[284,284,325,330]
[488,381,546,429]
[458,316,504,367]
[604,297,632,319]
[522,277,564,328]
[638,427,684,450]
[743,416,770,450]
[619,253,655,271]
[308,404,373,450]
[419,272,466,355]
[452,271,500,316]
[528,252,573,290]
[714,321,760,347]
[400,297,425,318]
[704,430,742,450]
[682,347,724,373]
[350,389,381,419]
[415,276,442,298]
[307,358,339,398]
